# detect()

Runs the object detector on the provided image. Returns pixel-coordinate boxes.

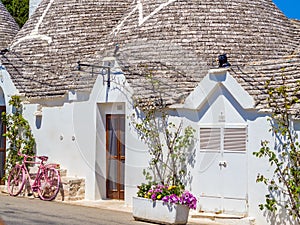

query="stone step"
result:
[56,177,85,202]
[0,185,7,194]
[59,168,67,177]
[28,166,66,177]
[190,213,256,225]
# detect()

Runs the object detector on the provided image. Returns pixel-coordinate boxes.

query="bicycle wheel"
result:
[7,165,25,196]
[37,167,60,201]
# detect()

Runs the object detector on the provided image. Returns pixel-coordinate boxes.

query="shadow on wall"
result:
[182,140,196,188]
[259,122,299,225]
[263,206,293,225]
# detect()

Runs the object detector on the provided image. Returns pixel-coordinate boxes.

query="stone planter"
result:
[132,196,190,225]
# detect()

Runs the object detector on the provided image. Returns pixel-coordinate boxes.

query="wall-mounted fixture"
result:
[68,90,77,101]
[218,112,225,122]
[34,104,43,117]
[77,61,111,88]
[218,54,231,68]
[0,48,9,55]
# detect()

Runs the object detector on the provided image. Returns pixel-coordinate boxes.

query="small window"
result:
[200,128,221,151]
[200,126,247,152]
[224,128,247,152]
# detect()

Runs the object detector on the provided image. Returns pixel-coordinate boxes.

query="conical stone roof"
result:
[233,54,300,114]
[0,2,19,50]
[2,0,132,98]
[2,0,299,106]
[96,0,299,106]
[291,20,300,54]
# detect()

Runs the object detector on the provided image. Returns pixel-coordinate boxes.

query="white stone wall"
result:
[1,64,296,225]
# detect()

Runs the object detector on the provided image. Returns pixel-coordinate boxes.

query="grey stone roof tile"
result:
[0,2,19,50]
[93,0,299,106]
[2,0,132,99]
[2,0,300,108]
[231,55,300,113]
[291,19,300,54]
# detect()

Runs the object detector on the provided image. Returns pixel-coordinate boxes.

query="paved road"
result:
[0,194,203,225]
[0,194,148,225]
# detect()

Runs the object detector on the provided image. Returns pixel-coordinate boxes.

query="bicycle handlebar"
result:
[17,150,48,163]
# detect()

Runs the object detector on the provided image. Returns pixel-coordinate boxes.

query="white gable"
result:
[181,68,255,111]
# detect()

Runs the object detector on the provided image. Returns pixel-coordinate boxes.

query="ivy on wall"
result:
[1,95,35,180]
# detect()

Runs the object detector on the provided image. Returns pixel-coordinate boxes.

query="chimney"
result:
[29,0,42,17]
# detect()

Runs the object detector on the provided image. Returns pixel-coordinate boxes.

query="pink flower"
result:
[151,193,156,200]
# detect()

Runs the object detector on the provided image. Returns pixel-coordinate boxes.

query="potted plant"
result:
[131,95,197,224]
[133,183,197,224]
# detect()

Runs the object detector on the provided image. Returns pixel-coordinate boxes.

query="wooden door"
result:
[0,106,6,185]
[106,114,125,200]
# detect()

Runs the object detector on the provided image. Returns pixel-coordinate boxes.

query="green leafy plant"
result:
[1,95,35,180]
[131,77,196,188]
[253,73,300,223]
[132,105,195,186]
[2,0,29,27]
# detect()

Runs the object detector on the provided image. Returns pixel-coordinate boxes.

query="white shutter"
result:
[200,128,221,151]
[224,128,247,152]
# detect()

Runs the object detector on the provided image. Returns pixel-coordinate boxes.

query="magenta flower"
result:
[179,191,197,210]
[151,193,156,200]
[169,194,180,204]
[138,183,197,209]
[162,196,169,203]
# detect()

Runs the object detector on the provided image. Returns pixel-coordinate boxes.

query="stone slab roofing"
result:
[2,0,132,98]
[232,54,300,114]
[90,0,299,107]
[291,20,300,54]
[2,0,300,108]
[0,2,19,50]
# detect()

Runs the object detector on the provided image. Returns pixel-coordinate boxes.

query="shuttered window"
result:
[224,128,247,152]
[200,127,247,152]
[200,128,221,151]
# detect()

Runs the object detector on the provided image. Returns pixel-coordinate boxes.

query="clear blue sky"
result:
[273,0,300,19]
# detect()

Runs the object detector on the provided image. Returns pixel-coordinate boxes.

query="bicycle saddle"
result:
[38,156,48,161]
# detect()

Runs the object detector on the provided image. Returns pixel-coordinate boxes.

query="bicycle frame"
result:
[8,150,61,200]
[19,154,47,193]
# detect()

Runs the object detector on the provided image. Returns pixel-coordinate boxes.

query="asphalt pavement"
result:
[0,193,219,225]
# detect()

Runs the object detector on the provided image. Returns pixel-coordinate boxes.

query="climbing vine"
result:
[253,73,300,223]
[132,104,195,186]
[131,68,195,186]
[1,95,35,179]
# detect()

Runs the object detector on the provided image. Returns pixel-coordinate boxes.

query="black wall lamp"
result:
[218,54,231,68]
[0,48,9,55]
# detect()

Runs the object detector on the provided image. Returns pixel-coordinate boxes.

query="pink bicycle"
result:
[7,150,61,201]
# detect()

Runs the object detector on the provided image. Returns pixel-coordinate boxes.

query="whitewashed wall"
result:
[0,66,19,107]
[0,62,295,225]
